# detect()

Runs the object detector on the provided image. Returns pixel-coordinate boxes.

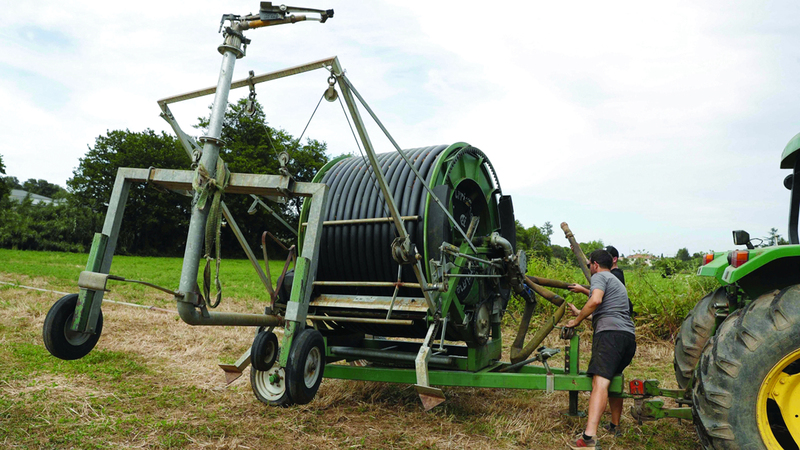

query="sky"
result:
[2,1,800,257]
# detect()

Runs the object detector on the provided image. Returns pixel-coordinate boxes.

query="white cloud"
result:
[1,0,799,256]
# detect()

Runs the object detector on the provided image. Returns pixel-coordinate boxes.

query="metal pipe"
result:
[242,15,309,29]
[157,57,337,111]
[488,232,514,258]
[312,281,421,288]
[249,195,297,236]
[306,315,413,325]
[260,232,276,298]
[221,202,273,294]
[444,273,502,279]
[329,346,456,367]
[301,215,420,227]
[177,38,239,323]
[177,309,285,327]
[337,72,477,254]
[441,245,503,268]
[330,58,435,313]
[333,67,406,241]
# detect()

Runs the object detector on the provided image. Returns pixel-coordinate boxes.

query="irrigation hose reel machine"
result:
[41,2,633,412]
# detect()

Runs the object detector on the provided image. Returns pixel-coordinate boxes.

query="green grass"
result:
[0,248,289,305]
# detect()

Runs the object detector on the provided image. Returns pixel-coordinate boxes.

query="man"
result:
[565,249,636,449]
[603,245,624,284]
[603,245,632,316]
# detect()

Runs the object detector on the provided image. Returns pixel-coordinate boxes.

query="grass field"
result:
[0,249,704,449]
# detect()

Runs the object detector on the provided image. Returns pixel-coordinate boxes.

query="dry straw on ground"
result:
[0,275,698,449]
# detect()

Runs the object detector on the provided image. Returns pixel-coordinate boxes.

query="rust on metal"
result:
[415,385,446,411]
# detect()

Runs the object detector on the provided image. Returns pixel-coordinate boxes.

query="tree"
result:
[764,227,782,247]
[0,154,8,201]
[676,247,690,261]
[195,98,328,253]
[68,129,193,256]
[3,176,21,190]
[21,178,67,199]
[556,239,604,266]
[67,98,328,256]
[0,196,97,252]
[514,220,553,260]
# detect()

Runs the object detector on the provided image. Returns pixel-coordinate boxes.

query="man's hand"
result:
[568,283,590,296]
[567,302,581,316]
[565,318,580,328]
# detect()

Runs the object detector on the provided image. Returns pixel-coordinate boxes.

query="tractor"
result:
[673,134,800,449]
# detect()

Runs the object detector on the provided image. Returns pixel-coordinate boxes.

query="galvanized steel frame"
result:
[72,167,327,333]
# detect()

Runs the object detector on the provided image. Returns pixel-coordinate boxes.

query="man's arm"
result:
[566,288,603,328]
[568,283,590,296]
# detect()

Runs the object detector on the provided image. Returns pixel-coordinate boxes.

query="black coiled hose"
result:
[315,146,448,296]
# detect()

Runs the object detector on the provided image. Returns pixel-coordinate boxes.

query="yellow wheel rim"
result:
[757,347,800,449]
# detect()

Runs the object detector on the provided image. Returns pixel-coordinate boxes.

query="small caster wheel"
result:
[42,294,103,360]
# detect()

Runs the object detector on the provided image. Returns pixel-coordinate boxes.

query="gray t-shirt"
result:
[590,271,635,335]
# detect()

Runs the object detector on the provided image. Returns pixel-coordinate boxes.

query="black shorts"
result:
[587,331,636,380]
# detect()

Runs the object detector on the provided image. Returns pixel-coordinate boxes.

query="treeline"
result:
[515,220,708,277]
[0,99,328,257]
[515,220,605,264]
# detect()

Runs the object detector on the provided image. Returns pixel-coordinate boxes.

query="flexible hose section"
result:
[315,145,449,296]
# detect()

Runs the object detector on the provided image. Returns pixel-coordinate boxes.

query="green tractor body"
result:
[676,133,800,450]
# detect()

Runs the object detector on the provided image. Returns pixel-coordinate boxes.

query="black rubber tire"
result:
[673,287,725,389]
[692,285,800,449]
[251,331,278,371]
[286,328,325,405]
[42,293,103,361]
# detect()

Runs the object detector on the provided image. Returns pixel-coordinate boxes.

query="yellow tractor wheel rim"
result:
[756,347,800,449]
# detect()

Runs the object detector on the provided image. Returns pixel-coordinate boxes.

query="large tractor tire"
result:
[692,285,800,449]
[673,287,725,389]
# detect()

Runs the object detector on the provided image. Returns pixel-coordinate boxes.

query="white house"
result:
[9,189,60,205]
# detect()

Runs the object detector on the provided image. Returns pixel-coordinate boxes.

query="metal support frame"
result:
[329,58,436,314]
[68,23,626,411]
[325,335,625,393]
[565,334,584,417]
[325,363,625,392]
[72,170,132,333]
[71,167,326,330]
[413,323,446,410]
[158,55,459,320]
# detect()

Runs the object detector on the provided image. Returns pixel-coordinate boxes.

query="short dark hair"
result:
[589,249,613,269]
[603,245,619,259]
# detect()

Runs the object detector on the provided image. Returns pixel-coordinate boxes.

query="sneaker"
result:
[602,422,622,437]
[567,436,596,449]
